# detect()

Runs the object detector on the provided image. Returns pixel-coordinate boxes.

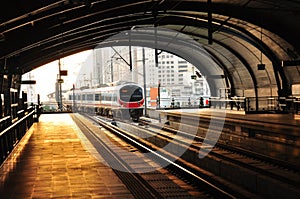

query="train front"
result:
[118,84,144,121]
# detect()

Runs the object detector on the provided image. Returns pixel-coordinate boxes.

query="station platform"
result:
[0,114,134,199]
[161,108,300,127]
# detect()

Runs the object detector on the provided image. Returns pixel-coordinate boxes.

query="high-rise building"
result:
[78,47,210,107]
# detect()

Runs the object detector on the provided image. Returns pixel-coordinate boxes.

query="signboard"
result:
[21,80,36,84]
[60,70,68,76]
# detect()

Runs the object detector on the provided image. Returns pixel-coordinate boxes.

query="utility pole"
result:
[72,84,76,112]
[110,57,114,82]
[142,48,148,117]
[158,81,160,109]
[58,59,63,111]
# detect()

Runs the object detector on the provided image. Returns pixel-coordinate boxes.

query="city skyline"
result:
[76,46,210,107]
[22,47,210,108]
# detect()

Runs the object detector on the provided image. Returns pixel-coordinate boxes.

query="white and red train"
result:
[65,81,144,121]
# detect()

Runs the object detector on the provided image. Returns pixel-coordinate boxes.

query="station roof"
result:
[1,0,300,96]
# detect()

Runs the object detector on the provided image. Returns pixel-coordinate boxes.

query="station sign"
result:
[21,80,36,84]
[60,70,68,76]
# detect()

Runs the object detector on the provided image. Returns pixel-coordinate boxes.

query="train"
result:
[64,81,144,121]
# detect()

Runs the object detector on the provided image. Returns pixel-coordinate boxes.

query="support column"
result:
[0,74,3,118]
[0,72,22,120]
[3,75,12,118]
[208,0,213,45]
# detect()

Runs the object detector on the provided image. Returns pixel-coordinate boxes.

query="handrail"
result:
[0,116,11,124]
[0,110,34,137]
[17,110,25,115]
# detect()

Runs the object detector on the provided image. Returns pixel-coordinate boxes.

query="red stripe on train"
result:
[119,99,144,108]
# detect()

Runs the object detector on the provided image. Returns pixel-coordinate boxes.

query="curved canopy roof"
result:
[1,0,300,98]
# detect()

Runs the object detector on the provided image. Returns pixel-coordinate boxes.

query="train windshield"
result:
[120,85,143,102]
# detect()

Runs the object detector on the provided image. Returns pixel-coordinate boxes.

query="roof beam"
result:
[207,0,213,45]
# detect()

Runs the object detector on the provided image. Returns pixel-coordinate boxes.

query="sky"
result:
[21,50,92,102]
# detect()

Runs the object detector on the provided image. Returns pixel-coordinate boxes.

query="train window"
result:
[87,94,93,101]
[69,95,72,100]
[112,94,117,102]
[103,93,107,101]
[120,85,143,102]
[101,94,105,101]
[95,94,100,101]
[82,95,86,101]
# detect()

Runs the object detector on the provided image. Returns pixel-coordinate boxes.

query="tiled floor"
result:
[0,114,134,199]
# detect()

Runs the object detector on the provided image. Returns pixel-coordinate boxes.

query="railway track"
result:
[72,113,238,199]
[111,116,300,198]
[140,117,300,175]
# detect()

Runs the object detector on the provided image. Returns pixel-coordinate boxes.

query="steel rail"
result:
[145,120,300,174]
[71,115,165,199]
[89,115,237,199]
[137,119,300,186]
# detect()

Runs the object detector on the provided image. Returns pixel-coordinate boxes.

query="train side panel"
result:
[64,82,144,121]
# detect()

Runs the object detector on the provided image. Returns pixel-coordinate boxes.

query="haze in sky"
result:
[21,50,92,102]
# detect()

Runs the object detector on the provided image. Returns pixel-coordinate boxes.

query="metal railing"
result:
[208,96,300,113]
[0,106,36,165]
[209,97,246,111]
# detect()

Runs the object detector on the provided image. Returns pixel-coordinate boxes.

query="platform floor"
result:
[162,108,300,126]
[0,114,134,199]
